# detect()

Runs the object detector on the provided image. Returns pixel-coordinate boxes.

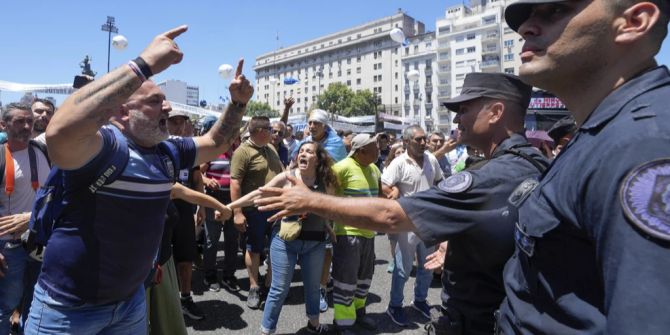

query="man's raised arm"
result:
[194,59,253,165]
[46,25,188,169]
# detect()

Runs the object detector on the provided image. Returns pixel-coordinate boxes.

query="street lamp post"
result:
[407,69,422,129]
[389,28,406,118]
[101,16,119,73]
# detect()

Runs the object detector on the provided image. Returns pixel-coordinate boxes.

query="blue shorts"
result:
[244,209,276,253]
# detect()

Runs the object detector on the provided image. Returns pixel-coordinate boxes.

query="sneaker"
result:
[355,314,378,330]
[181,296,205,320]
[386,306,409,327]
[412,300,431,319]
[204,278,220,292]
[319,288,328,313]
[221,277,240,292]
[306,322,330,334]
[247,287,261,309]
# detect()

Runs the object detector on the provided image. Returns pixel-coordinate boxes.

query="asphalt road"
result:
[187,233,442,334]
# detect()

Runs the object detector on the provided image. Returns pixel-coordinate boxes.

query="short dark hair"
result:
[430,131,445,139]
[249,116,270,132]
[2,102,31,122]
[32,98,55,113]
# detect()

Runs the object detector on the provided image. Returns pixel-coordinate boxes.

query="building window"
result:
[504,67,515,74]
[357,67,361,74]
[414,45,419,53]
[504,53,514,61]
[504,39,514,48]
[346,80,351,86]
[425,42,432,48]
[347,69,351,75]
[467,47,476,53]
[395,84,398,91]
[466,33,476,40]
[482,15,496,24]
[356,78,361,85]
[347,58,351,64]
[357,56,361,62]
[456,48,465,55]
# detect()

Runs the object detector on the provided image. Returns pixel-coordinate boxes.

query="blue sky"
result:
[1,0,668,106]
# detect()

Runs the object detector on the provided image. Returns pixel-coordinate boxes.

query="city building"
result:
[435,0,524,129]
[157,80,200,107]
[400,32,441,132]
[253,10,425,118]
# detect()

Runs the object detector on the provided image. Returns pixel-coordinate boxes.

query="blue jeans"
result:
[261,231,326,334]
[24,284,147,335]
[389,232,434,307]
[0,242,27,335]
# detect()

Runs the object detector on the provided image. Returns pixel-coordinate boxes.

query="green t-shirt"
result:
[332,157,381,238]
[230,141,284,196]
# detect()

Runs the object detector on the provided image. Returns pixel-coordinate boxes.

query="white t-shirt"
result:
[0,146,50,240]
[381,152,442,197]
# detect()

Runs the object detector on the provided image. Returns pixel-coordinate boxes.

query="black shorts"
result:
[171,199,197,263]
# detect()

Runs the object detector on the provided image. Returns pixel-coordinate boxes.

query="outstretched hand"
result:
[255,175,313,222]
[139,25,188,76]
[424,241,448,271]
[229,58,254,104]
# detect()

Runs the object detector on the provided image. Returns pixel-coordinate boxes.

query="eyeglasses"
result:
[413,136,427,143]
[272,129,285,136]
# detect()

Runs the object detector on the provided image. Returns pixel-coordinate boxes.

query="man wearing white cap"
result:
[291,109,346,163]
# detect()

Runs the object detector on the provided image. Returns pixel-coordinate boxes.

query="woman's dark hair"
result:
[297,141,338,190]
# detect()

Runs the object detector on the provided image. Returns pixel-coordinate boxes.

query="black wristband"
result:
[133,57,154,79]
[231,100,247,108]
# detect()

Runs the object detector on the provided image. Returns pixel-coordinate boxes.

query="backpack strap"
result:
[0,144,5,187]
[88,126,130,193]
[157,140,180,183]
[29,140,50,167]
[503,148,549,174]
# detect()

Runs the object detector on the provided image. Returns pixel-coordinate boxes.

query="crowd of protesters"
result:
[2,1,670,334]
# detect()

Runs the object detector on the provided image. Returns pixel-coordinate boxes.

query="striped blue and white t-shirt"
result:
[39,125,196,305]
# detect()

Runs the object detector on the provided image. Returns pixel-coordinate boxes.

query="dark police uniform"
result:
[499,66,670,334]
[399,133,549,335]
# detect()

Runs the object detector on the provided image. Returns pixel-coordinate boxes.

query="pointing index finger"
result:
[235,58,244,78]
[163,25,188,40]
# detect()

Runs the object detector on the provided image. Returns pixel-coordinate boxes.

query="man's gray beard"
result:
[128,109,168,146]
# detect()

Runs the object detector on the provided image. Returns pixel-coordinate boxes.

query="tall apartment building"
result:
[157,80,200,107]
[435,0,523,128]
[399,32,442,132]
[253,10,424,117]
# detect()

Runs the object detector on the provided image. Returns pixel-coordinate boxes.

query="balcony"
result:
[425,103,434,110]
[482,46,499,54]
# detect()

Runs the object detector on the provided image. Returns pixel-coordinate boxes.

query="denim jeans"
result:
[0,242,27,335]
[389,232,434,307]
[261,230,326,334]
[24,284,147,335]
[204,204,239,280]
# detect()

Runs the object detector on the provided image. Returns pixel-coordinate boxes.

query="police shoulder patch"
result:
[438,171,473,193]
[620,158,670,241]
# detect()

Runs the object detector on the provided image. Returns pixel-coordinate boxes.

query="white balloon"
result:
[112,35,128,50]
[407,70,420,82]
[218,64,234,80]
[389,28,405,44]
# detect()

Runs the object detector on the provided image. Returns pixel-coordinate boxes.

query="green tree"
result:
[316,83,376,117]
[246,100,279,118]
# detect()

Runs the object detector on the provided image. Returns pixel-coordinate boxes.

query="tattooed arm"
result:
[194,58,254,165]
[46,25,188,169]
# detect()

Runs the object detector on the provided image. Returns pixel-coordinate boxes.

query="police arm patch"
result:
[438,171,473,193]
[620,158,670,241]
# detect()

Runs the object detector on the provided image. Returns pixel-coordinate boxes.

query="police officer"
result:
[256,73,549,335]
[497,0,670,333]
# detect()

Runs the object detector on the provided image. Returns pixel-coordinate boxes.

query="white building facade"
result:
[157,80,200,107]
[435,0,524,130]
[399,32,441,132]
[253,10,425,118]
